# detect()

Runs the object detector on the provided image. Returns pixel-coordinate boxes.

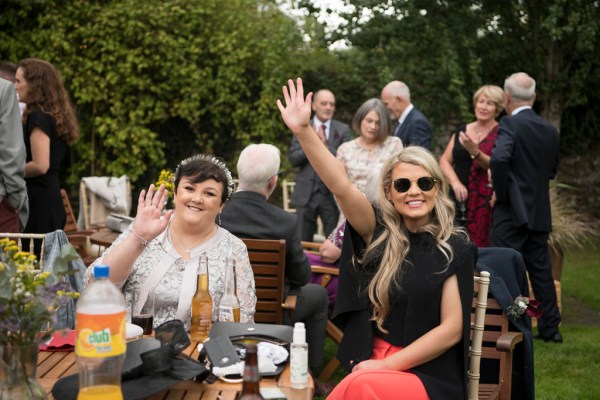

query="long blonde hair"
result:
[363,146,465,332]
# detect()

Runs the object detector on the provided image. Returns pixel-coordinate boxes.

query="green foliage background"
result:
[1,0,599,191]
[0,0,307,187]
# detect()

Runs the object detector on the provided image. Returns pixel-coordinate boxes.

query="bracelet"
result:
[131,229,149,247]
[471,151,481,160]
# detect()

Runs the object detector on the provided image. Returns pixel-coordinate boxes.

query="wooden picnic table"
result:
[37,340,313,400]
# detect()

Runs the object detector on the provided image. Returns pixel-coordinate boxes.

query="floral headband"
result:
[174,154,235,199]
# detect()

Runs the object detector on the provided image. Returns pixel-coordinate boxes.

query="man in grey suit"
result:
[288,89,351,241]
[490,72,562,343]
[221,144,329,374]
[381,80,432,149]
[0,76,28,232]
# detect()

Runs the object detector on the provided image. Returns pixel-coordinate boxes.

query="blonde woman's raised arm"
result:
[277,78,374,239]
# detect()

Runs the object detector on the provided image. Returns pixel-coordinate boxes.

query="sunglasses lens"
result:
[418,177,436,191]
[393,177,436,193]
[393,178,411,193]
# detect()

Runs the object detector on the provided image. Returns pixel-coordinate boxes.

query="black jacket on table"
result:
[332,208,476,400]
[219,190,311,295]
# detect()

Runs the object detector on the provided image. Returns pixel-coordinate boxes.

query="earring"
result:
[218,214,222,226]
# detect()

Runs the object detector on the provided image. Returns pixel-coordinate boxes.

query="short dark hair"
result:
[0,61,17,82]
[174,154,234,204]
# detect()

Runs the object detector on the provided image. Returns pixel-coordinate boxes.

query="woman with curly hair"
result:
[15,58,79,239]
[278,78,476,400]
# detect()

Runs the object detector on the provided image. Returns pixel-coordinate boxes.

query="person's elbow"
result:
[34,160,50,175]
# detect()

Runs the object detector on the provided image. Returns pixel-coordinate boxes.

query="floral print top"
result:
[336,136,404,194]
[85,225,256,330]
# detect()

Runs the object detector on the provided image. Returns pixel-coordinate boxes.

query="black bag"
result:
[208,322,293,345]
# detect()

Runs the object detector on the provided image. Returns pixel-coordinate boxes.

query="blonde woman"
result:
[278,79,475,400]
[440,85,504,247]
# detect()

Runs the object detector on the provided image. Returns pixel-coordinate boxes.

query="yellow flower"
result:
[155,169,175,200]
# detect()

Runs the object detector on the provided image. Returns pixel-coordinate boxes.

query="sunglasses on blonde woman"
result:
[393,177,438,193]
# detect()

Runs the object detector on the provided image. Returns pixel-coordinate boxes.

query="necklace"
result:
[171,224,216,256]
[473,122,497,140]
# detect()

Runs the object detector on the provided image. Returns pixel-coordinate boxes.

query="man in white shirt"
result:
[381,80,432,149]
[288,89,351,241]
[490,72,562,343]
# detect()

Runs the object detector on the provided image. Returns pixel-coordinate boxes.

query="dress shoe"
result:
[314,379,337,397]
[536,332,563,343]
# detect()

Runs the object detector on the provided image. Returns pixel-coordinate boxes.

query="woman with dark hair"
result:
[336,98,403,195]
[278,79,475,400]
[15,58,79,237]
[86,154,257,329]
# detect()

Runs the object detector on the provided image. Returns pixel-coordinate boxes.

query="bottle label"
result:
[76,310,126,357]
[290,346,308,388]
[218,306,234,322]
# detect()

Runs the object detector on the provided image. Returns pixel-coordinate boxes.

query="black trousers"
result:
[490,209,561,337]
[295,190,339,242]
[289,283,329,370]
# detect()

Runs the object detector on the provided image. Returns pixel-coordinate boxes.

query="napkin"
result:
[40,330,76,352]
[210,342,287,376]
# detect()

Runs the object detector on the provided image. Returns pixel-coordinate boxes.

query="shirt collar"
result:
[399,103,414,124]
[511,105,532,115]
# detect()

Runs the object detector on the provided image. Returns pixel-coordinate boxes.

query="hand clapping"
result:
[132,184,173,242]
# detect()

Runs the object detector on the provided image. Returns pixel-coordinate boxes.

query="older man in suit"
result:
[221,144,329,380]
[289,89,351,241]
[0,77,28,232]
[490,72,562,343]
[381,80,432,149]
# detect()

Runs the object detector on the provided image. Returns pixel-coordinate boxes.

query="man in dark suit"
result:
[490,72,562,343]
[288,89,351,241]
[381,80,432,149]
[221,144,329,373]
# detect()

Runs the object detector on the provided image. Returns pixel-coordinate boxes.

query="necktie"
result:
[319,124,327,140]
[392,120,401,137]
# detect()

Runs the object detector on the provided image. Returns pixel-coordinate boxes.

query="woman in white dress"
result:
[86,154,256,329]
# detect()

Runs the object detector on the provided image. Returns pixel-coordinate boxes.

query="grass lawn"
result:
[315,241,600,399]
[534,241,600,399]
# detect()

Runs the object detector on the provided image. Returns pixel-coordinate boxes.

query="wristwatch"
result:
[471,151,481,160]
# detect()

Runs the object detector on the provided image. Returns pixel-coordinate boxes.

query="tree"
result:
[299,0,600,153]
[1,0,306,184]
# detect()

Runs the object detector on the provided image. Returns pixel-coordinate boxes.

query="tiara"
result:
[175,154,234,199]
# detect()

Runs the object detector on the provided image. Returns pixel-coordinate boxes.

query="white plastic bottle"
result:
[75,265,126,400]
[290,322,308,389]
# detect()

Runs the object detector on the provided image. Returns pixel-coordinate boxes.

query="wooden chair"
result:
[474,278,524,399]
[0,232,47,270]
[79,176,131,230]
[60,189,97,265]
[241,238,296,324]
[469,271,490,399]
